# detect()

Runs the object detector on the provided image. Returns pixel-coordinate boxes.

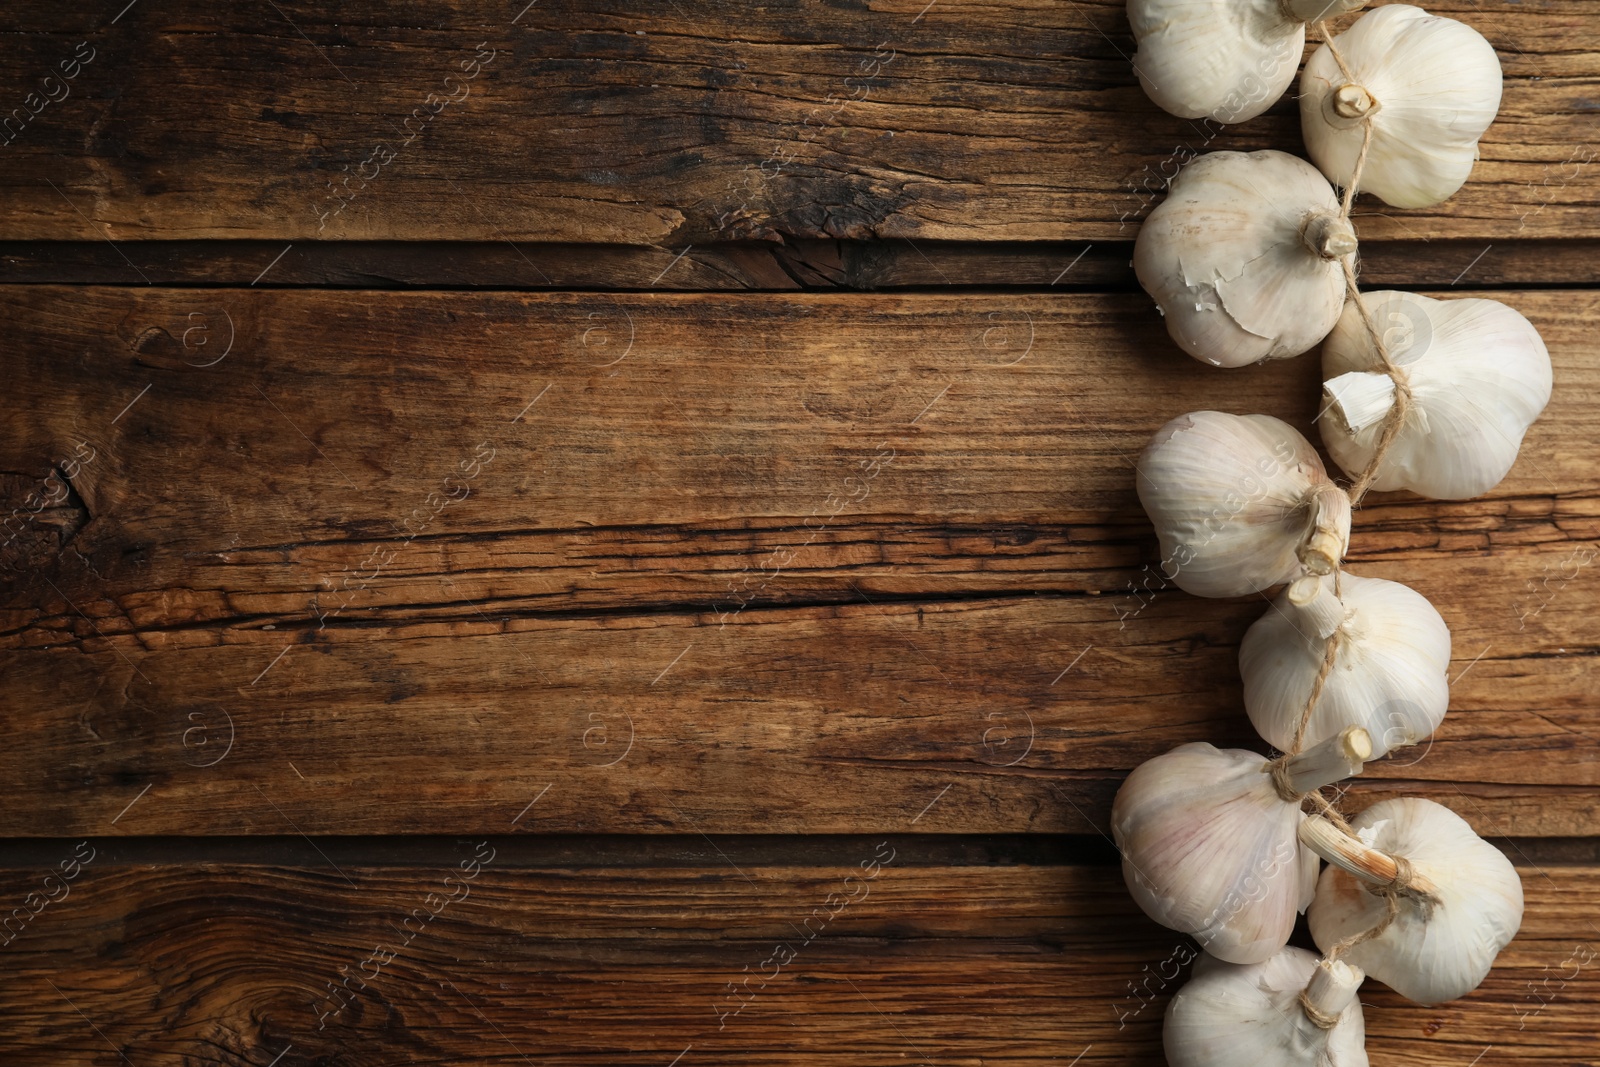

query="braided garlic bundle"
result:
[1117,4,1538,1062]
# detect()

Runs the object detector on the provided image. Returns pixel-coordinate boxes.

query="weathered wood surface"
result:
[7,238,1599,289]
[0,857,1592,1066]
[4,4,1595,1065]
[2,287,1595,838]
[1,1,1595,244]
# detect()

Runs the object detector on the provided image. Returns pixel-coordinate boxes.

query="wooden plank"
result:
[0,857,1592,1065]
[0,287,1594,837]
[0,287,1592,543]
[7,239,1599,289]
[0,1,1594,244]
[1,586,1593,838]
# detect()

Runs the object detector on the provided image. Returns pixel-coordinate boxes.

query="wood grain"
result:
[1,288,1594,838]
[5,3,1596,1064]
[0,1,1595,244]
[0,858,1592,1066]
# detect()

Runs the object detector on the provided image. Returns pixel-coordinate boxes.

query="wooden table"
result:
[2,2,1596,1064]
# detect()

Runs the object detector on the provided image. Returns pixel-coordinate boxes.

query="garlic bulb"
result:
[1300,5,1502,208]
[1166,947,1368,1067]
[1241,571,1450,758]
[1318,291,1552,499]
[1303,800,1524,1004]
[1135,150,1355,367]
[1130,1,1366,124]
[1138,411,1351,598]
[1112,728,1370,964]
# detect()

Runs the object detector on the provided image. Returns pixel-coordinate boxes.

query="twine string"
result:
[1314,17,1413,498]
[1281,23,1414,770]
[1303,787,1355,836]
[1327,853,1414,960]
[1317,17,1360,85]
[1274,20,1423,987]
[1290,631,1342,755]
[1297,988,1342,1030]
[1296,851,1413,1029]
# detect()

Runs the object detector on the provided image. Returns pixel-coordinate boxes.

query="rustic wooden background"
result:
[2,2,1596,1064]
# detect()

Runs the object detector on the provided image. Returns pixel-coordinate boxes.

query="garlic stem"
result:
[1298,814,1440,896]
[1283,0,1367,21]
[1302,957,1363,1021]
[1297,484,1351,576]
[1287,575,1346,640]
[1277,726,1371,793]
[1332,84,1380,120]
[1301,213,1359,260]
[1323,370,1396,436]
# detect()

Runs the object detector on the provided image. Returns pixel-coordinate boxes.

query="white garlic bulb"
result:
[1129,0,1367,124]
[1166,947,1369,1067]
[1240,571,1450,758]
[1112,729,1370,964]
[1300,5,1503,208]
[1303,800,1524,1004]
[1138,411,1351,598]
[1135,150,1355,368]
[1318,291,1553,500]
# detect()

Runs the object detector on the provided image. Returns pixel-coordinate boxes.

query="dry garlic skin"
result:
[1135,150,1353,367]
[1307,799,1524,1005]
[1300,5,1503,208]
[1241,572,1451,757]
[1165,948,1369,1067]
[1112,742,1318,964]
[1128,0,1303,124]
[1138,411,1350,598]
[1318,292,1553,499]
